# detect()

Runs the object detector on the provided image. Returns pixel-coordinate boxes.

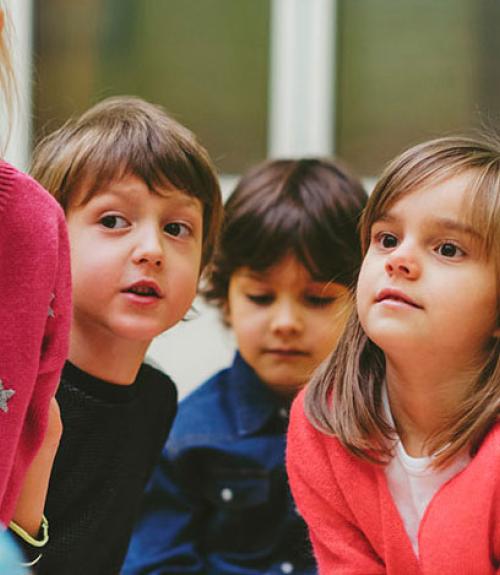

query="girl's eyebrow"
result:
[433,218,483,240]
[375,214,482,240]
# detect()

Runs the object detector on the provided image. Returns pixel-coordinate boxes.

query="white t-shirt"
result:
[382,387,470,556]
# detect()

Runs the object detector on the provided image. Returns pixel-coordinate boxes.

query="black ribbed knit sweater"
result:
[37,361,177,575]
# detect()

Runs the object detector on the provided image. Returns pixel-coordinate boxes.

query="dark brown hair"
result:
[305,135,500,468]
[31,96,223,269]
[203,158,367,310]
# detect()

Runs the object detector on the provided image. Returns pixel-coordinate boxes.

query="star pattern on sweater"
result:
[0,378,15,413]
[48,293,55,318]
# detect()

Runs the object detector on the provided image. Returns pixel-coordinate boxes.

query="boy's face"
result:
[66,174,203,348]
[226,254,349,396]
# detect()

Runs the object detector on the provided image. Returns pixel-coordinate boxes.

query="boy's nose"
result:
[133,229,164,268]
[270,300,303,336]
[385,244,420,279]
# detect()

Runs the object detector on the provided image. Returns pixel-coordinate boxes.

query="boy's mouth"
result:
[123,280,163,298]
[264,348,308,357]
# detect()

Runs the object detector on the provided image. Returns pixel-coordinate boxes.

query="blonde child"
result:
[0,3,71,569]
[287,136,500,574]
[124,158,367,574]
[30,96,222,575]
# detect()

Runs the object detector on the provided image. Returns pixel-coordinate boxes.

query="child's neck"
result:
[385,355,471,457]
[69,327,150,385]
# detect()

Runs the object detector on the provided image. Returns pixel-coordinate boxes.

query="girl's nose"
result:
[385,244,420,279]
[270,299,303,336]
[133,228,164,268]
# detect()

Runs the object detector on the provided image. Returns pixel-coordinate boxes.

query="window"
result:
[34,0,271,174]
[335,0,500,175]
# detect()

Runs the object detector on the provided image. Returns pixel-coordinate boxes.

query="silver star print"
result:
[0,379,15,413]
[48,293,55,318]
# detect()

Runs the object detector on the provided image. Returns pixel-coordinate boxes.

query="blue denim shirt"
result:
[123,353,317,575]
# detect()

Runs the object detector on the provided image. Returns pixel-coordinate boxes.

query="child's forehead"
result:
[237,255,327,284]
[377,170,475,218]
[71,172,199,209]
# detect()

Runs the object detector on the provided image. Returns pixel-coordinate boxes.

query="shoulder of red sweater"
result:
[289,386,354,461]
[479,420,500,455]
[0,160,64,218]
[0,160,16,213]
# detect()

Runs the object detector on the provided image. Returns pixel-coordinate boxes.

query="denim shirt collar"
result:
[228,353,288,437]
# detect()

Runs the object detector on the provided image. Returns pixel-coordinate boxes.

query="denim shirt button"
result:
[278,407,288,419]
[220,487,233,502]
[280,561,294,573]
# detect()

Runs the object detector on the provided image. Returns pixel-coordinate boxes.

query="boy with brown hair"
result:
[124,158,367,574]
[30,96,222,575]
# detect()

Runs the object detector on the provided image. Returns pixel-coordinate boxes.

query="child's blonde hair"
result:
[0,5,15,151]
[305,135,500,469]
[31,96,223,270]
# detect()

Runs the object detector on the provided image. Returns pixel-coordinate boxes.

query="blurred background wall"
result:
[5,0,500,396]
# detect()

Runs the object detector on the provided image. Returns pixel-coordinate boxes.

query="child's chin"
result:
[113,320,173,343]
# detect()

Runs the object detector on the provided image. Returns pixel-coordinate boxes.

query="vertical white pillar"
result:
[268,0,336,158]
[4,0,32,170]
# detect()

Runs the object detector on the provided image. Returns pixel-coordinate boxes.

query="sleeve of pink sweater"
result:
[286,389,387,574]
[0,162,71,525]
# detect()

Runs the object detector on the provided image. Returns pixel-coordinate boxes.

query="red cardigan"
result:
[287,389,500,574]
[0,161,71,525]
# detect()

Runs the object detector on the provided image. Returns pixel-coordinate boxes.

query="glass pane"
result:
[336,0,500,176]
[34,0,271,174]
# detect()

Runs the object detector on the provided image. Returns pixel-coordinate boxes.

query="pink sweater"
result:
[287,389,500,574]
[0,161,71,525]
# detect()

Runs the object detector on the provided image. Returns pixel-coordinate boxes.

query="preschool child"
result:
[287,136,500,574]
[123,157,368,574]
[0,3,71,569]
[29,95,223,575]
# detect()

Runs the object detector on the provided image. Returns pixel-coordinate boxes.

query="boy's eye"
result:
[436,242,464,258]
[378,233,398,249]
[305,295,336,308]
[246,294,274,306]
[164,222,190,238]
[99,215,129,229]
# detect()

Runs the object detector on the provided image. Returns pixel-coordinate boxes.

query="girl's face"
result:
[226,254,349,396]
[357,172,499,366]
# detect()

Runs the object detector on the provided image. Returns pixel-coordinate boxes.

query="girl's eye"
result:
[378,233,398,249]
[99,215,129,229]
[305,295,336,308]
[247,294,274,306]
[164,222,190,238]
[436,242,464,258]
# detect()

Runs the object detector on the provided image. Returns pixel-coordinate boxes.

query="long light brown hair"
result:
[305,136,500,468]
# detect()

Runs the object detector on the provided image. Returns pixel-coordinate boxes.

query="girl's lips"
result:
[375,288,422,309]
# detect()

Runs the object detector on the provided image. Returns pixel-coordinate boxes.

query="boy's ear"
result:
[222,300,232,328]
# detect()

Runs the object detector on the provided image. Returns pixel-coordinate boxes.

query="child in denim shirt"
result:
[124,158,367,574]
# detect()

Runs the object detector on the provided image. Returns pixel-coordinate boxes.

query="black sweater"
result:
[37,361,177,575]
